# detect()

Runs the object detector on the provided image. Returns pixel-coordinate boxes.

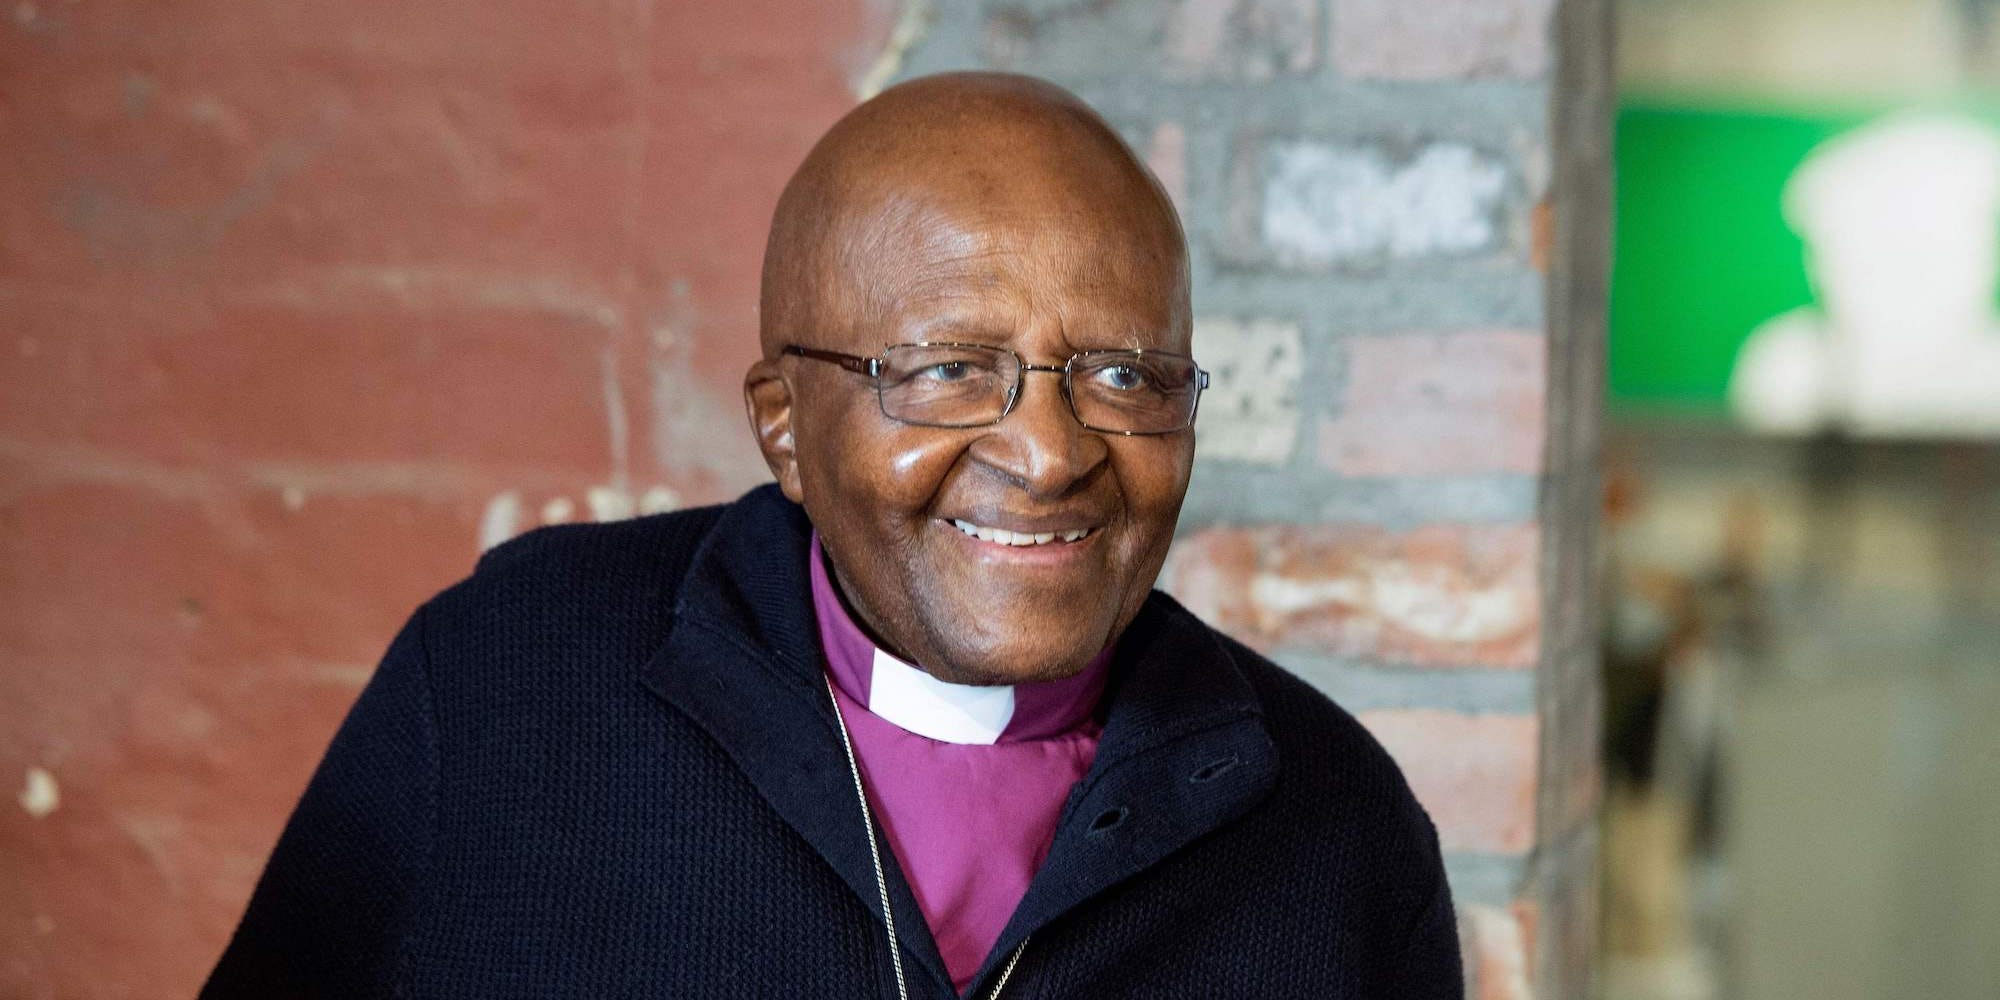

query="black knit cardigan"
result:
[203,485,1462,999]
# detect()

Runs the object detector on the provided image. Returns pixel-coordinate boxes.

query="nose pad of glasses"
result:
[971,368,1105,494]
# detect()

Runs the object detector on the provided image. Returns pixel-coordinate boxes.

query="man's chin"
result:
[919,640,1105,687]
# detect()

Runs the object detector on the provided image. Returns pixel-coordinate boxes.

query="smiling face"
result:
[746,74,1194,685]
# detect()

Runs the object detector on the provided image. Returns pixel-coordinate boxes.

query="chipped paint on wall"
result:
[639,484,682,515]
[600,346,632,493]
[855,0,934,98]
[1192,317,1304,465]
[480,491,524,551]
[585,485,634,522]
[1261,141,1509,266]
[539,496,576,525]
[19,767,59,819]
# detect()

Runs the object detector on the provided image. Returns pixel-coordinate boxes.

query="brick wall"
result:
[1,1,1606,996]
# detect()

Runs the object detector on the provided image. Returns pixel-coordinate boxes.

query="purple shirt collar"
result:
[809,533,1109,744]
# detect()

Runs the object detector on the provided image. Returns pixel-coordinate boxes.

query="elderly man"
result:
[205,73,1460,998]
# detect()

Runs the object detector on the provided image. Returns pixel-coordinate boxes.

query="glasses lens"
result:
[878,344,1016,427]
[1071,351,1203,433]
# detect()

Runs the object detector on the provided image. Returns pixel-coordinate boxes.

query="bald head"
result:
[742,73,1201,686]
[758,72,1188,353]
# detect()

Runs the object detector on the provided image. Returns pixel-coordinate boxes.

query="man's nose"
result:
[966,368,1109,498]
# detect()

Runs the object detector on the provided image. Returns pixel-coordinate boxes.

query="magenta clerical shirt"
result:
[808,535,1109,992]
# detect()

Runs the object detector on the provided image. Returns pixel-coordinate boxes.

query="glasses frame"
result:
[781,341,1210,436]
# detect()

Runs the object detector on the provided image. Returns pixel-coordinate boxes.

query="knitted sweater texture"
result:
[203,485,1462,999]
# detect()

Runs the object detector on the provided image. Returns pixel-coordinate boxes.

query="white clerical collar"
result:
[866,647,1016,745]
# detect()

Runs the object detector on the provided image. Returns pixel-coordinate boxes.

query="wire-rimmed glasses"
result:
[782,342,1209,435]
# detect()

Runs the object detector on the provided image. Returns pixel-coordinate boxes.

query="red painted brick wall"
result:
[2,2,892,995]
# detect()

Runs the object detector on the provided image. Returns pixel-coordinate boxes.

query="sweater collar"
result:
[643,485,1278,997]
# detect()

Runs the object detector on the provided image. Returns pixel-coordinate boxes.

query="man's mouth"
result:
[950,519,1094,546]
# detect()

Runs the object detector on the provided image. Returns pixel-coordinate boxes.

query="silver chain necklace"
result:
[825,675,1029,1000]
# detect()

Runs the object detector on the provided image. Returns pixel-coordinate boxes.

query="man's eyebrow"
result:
[895,313,1011,345]
[893,313,1172,352]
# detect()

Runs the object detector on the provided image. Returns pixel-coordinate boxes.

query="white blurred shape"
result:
[1730,114,2000,437]
[19,767,58,819]
[480,491,524,551]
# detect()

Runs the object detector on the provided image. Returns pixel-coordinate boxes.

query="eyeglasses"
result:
[782,342,1210,435]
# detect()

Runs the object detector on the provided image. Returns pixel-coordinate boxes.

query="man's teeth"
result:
[951,520,1090,546]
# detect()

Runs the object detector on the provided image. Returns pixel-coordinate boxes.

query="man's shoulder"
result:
[1159,596,1428,815]
[423,495,741,632]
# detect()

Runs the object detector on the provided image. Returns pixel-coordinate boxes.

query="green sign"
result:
[1610,95,2000,423]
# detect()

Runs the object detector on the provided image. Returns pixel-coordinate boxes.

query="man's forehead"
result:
[761,73,1188,355]
[821,195,1187,347]
[881,291,1185,349]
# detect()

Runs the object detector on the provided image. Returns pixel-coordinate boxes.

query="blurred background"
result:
[1602,1,2000,998]
[3,1,1995,998]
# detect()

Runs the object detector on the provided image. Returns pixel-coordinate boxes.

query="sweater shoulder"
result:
[425,500,731,632]
[473,500,730,579]
[1200,622,1429,817]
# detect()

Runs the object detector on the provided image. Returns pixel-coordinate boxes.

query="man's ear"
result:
[743,358,804,503]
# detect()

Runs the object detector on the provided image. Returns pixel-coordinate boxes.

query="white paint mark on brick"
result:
[480,491,523,551]
[1247,561,1529,644]
[586,485,635,522]
[19,767,58,819]
[601,348,630,494]
[1369,561,1535,645]
[1193,317,1303,465]
[540,496,576,525]
[1262,142,1507,265]
[1247,573,1366,617]
[639,484,682,515]
[856,0,934,99]
[281,486,306,511]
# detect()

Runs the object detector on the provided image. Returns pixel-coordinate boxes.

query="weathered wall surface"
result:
[1,2,895,994]
[1,1,1605,997]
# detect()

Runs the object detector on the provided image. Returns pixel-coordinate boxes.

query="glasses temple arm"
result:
[783,345,884,378]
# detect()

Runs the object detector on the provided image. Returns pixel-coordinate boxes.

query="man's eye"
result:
[1097,364,1148,391]
[920,361,973,381]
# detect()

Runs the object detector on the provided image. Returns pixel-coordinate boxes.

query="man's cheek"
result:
[877,424,967,481]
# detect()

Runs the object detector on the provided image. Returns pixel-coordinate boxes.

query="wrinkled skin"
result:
[744,72,1195,685]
